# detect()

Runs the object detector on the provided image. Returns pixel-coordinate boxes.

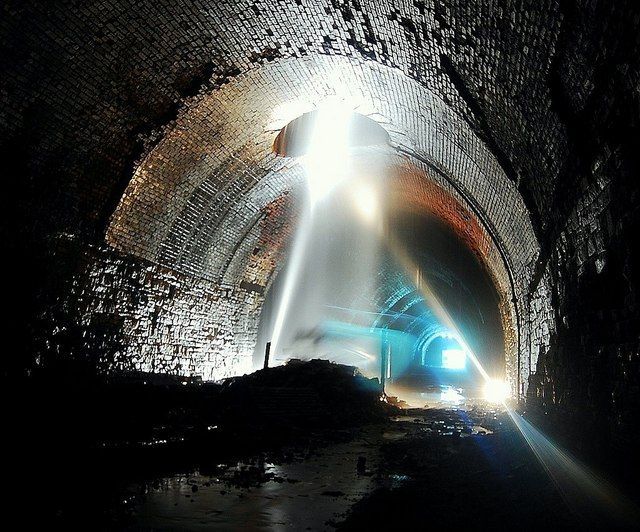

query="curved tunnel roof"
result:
[3,0,601,391]
[105,56,534,385]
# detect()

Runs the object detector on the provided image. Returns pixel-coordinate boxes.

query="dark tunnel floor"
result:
[121,406,616,530]
[9,362,639,530]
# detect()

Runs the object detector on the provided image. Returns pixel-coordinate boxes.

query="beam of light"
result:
[270,100,639,526]
[347,188,504,401]
[507,409,640,527]
[271,123,640,526]
[381,228,493,384]
[268,203,313,357]
[372,199,639,525]
[391,229,640,524]
[269,101,354,356]
[352,182,379,224]
[386,227,640,524]
[342,191,491,383]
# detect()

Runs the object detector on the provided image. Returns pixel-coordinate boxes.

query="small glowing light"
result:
[483,379,510,403]
[353,184,378,223]
[442,348,466,369]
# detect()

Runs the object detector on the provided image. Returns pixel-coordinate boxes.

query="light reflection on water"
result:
[506,408,640,528]
[130,431,381,530]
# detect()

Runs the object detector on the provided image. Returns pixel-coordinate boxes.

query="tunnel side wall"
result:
[526,148,640,457]
[521,3,640,458]
[32,236,261,380]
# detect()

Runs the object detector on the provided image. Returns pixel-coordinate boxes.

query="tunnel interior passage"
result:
[102,57,530,391]
[255,202,508,401]
[11,1,634,423]
[3,3,640,524]
[385,208,506,382]
[256,106,509,398]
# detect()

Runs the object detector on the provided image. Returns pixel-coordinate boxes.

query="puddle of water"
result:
[129,432,382,530]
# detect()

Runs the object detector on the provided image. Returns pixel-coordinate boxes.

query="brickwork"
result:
[521,2,640,453]
[104,56,534,387]
[2,1,640,456]
[36,236,260,380]
[528,145,640,453]
[107,56,536,291]
[387,157,519,387]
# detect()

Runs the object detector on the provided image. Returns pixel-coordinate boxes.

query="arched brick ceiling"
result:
[104,55,529,384]
[2,0,639,457]
[2,0,568,240]
[107,56,536,289]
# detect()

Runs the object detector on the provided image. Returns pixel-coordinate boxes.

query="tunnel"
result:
[2,0,640,528]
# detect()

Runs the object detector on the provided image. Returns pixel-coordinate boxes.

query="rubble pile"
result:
[219,359,388,427]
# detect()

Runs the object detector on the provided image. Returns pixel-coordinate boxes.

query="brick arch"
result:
[106,55,540,389]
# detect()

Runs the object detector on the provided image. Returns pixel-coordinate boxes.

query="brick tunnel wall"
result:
[36,236,260,380]
[2,1,640,456]
[103,56,532,389]
[525,2,640,454]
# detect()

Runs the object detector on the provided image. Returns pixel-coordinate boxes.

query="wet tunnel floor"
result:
[123,406,588,530]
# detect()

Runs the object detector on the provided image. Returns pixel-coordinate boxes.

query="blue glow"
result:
[442,348,466,369]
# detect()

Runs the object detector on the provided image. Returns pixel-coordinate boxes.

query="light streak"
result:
[377,195,639,527]
[304,100,352,207]
[270,100,353,355]
[268,100,639,528]
[383,228,492,383]
[268,203,313,356]
[507,409,640,527]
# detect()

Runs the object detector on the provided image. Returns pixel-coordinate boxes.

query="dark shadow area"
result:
[5,362,640,530]
[4,360,388,527]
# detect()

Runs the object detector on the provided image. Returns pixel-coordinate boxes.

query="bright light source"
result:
[442,348,466,369]
[270,100,352,356]
[268,99,313,131]
[304,100,352,205]
[353,183,378,223]
[483,379,510,403]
